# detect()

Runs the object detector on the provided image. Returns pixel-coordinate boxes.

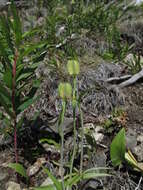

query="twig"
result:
[118,69,143,88]
[105,75,131,84]
[135,176,142,190]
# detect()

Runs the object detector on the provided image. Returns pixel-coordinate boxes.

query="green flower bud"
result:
[67,60,80,76]
[58,82,72,100]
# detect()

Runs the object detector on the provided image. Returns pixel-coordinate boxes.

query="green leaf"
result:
[15,64,24,79]
[22,27,41,39]
[40,139,60,150]
[42,166,62,190]
[0,14,14,53]
[3,68,12,89]
[10,1,22,47]
[16,116,24,129]
[17,96,39,113]
[82,167,111,179]
[110,128,126,166]
[0,94,13,118]
[0,92,11,107]
[16,72,33,83]
[66,174,81,187]
[20,41,47,59]
[0,83,12,105]
[84,167,110,173]
[33,185,56,190]
[82,172,110,179]
[8,163,28,179]
[125,151,138,168]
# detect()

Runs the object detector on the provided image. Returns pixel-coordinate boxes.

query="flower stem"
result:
[69,106,76,179]
[59,100,66,190]
[70,76,77,181]
[79,103,84,175]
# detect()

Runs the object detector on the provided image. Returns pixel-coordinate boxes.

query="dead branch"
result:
[118,69,143,88]
[105,75,131,84]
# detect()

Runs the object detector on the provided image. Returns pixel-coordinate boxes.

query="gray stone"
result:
[126,129,137,152]
[41,177,54,187]
[93,151,107,167]
[27,158,46,177]
[40,117,74,135]
[0,172,7,181]
[134,145,143,161]
[83,179,103,190]
[93,126,104,143]
[137,135,143,143]
[6,181,21,190]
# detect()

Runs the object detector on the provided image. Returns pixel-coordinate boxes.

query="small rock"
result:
[93,126,104,143]
[131,134,143,161]
[126,129,137,151]
[6,181,21,190]
[41,177,53,186]
[0,171,7,181]
[93,151,107,167]
[84,123,104,143]
[39,117,74,135]
[134,145,143,162]
[27,158,46,177]
[137,135,143,143]
[83,179,103,190]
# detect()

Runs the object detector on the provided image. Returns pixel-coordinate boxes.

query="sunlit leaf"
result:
[42,166,62,190]
[110,128,126,166]
[8,163,28,179]
[33,185,56,190]
[40,139,60,150]
[16,72,33,83]
[82,172,110,179]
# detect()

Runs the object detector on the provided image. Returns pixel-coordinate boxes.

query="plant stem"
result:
[12,50,18,164]
[70,76,77,180]
[79,103,84,175]
[60,100,66,190]
[69,106,76,179]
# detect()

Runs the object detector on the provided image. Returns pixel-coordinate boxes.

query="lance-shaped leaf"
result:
[110,128,126,166]
[8,163,28,179]
[0,14,14,53]
[10,1,22,47]
[42,166,62,190]
[3,68,12,89]
[17,96,40,113]
[34,185,57,190]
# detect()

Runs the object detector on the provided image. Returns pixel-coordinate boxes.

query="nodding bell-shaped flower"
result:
[58,82,72,100]
[67,60,80,76]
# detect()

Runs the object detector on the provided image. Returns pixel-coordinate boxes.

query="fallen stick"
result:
[105,75,131,84]
[118,69,143,88]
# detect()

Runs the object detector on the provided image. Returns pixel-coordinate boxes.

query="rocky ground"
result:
[0,1,143,190]
[0,58,143,189]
